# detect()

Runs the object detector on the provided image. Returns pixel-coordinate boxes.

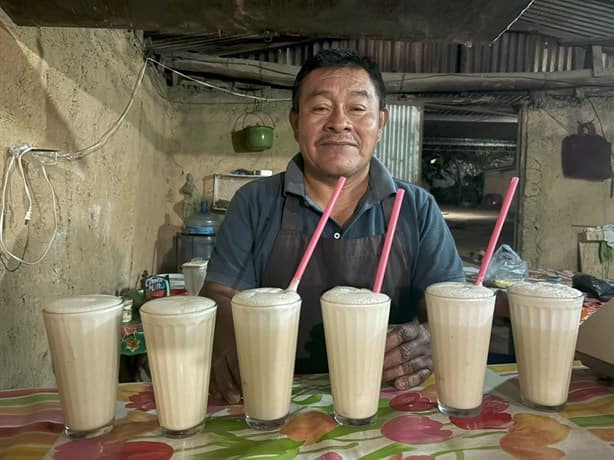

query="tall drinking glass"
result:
[43,295,124,438]
[182,259,208,296]
[141,296,217,437]
[426,282,495,417]
[232,288,301,430]
[321,286,390,426]
[508,282,583,411]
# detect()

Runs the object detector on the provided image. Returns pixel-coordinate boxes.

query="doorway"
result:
[421,107,520,268]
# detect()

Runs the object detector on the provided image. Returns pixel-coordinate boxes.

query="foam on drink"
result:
[509,282,580,298]
[322,286,390,304]
[232,288,301,429]
[321,286,390,425]
[508,282,583,410]
[233,287,301,306]
[427,282,494,300]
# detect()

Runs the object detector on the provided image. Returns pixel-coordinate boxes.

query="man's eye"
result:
[351,106,367,112]
[312,106,330,113]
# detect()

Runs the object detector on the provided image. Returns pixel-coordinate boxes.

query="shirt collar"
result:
[284,153,397,203]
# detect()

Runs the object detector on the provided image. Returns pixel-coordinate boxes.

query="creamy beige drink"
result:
[140,296,217,437]
[43,295,123,438]
[182,259,208,296]
[232,288,301,430]
[321,286,390,426]
[508,282,583,411]
[426,282,495,417]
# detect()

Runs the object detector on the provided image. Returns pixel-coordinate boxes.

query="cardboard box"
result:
[576,298,614,379]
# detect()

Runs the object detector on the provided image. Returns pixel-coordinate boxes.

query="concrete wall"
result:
[167,85,296,214]
[158,86,296,272]
[520,95,614,270]
[0,12,174,389]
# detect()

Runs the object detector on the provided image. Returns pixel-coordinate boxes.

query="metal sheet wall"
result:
[376,104,422,184]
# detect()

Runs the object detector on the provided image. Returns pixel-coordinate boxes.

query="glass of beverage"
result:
[182,259,208,296]
[508,282,583,411]
[140,296,217,437]
[231,288,301,430]
[426,282,496,418]
[321,286,390,426]
[43,295,124,439]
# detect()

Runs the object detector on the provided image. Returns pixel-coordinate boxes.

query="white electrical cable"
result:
[148,57,291,102]
[16,149,33,223]
[0,146,58,264]
[30,58,149,162]
[0,58,151,265]
[2,55,290,266]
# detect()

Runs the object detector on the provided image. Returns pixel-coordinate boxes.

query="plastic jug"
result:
[184,201,221,236]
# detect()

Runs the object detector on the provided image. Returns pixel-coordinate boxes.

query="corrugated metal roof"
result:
[228,33,582,73]
[419,92,526,121]
[513,0,614,39]
[143,0,614,91]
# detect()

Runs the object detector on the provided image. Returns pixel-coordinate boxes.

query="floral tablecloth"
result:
[1,364,614,459]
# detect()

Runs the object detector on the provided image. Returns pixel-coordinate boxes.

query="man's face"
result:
[289,67,389,181]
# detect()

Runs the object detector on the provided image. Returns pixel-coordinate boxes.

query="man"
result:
[204,49,464,404]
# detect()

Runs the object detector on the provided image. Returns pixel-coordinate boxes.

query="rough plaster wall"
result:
[0,11,173,389]
[521,95,614,270]
[167,86,297,227]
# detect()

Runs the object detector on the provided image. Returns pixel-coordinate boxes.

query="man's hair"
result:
[291,49,386,112]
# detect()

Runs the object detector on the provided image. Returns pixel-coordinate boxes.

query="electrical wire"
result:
[540,107,568,133]
[1,54,293,267]
[587,97,606,137]
[147,57,290,102]
[0,146,58,264]
[29,59,149,162]
[385,72,614,91]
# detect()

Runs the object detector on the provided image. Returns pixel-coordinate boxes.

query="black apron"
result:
[262,194,414,374]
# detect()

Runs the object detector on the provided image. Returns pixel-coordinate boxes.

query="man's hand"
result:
[203,281,242,404]
[382,319,432,390]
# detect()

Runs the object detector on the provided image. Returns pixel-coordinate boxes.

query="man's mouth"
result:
[318,138,359,147]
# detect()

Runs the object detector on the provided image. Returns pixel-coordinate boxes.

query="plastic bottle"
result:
[184,201,221,236]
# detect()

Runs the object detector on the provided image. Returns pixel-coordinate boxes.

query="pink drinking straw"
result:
[475,177,520,286]
[372,189,405,293]
[287,176,346,292]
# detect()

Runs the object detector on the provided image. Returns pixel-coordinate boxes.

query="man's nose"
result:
[325,107,352,132]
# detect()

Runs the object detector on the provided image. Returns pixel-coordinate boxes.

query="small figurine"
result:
[180,173,201,220]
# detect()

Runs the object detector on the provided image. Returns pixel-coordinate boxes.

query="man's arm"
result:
[202,280,242,404]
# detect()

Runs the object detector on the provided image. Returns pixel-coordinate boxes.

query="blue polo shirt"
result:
[206,154,465,301]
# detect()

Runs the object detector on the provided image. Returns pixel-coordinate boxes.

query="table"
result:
[2,364,613,459]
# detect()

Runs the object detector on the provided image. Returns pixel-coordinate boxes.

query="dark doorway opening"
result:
[421,107,519,268]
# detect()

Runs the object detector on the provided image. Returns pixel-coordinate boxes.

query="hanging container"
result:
[234,111,275,151]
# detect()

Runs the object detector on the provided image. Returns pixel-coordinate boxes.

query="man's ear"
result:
[289,111,299,141]
[379,108,390,130]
